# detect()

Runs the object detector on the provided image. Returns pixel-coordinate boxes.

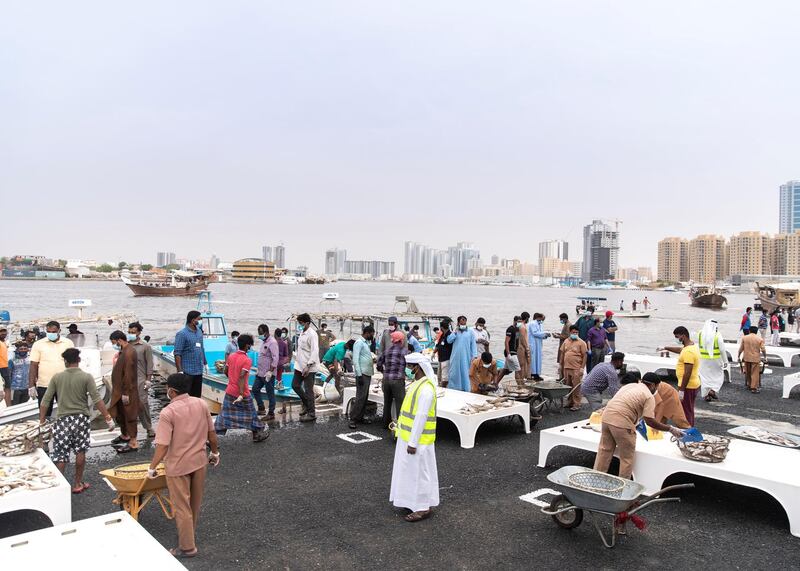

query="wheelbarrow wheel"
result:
[549,494,583,529]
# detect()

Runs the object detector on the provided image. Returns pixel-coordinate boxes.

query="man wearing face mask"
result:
[108,330,140,453]
[432,319,453,387]
[528,313,551,381]
[660,326,701,426]
[560,325,589,410]
[554,313,571,367]
[148,373,220,559]
[174,311,207,398]
[377,331,407,431]
[581,352,626,411]
[350,325,376,429]
[253,324,280,420]
[447,315,478,392]
[516,313,532,382]
[378,316,401,361]
[472,318,490,355]
[7,342,31,405]
[594,373,685,481]
[469,352,498,394]
[390,353,439,522]
[496,316,522,384]
[292,313,319,422]
[128,322,155,438]
[0,327,9,405]
[29,320,74,417]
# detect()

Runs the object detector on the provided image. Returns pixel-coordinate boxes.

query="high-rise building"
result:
[156,251,176,267]
[657,237,689,283]
[343,260,395,278]
[324,248,347,275]
[688,234,726,283]
[779,180,800,234]
[274,244,286,269]
[582,220,620,282]
[729,231,772,275]
[262,246,273,263]
[209,254,219,269]
[786,231,800,275]
[490,254,499,266]
[404,241,478,277]
[538,240,568,265]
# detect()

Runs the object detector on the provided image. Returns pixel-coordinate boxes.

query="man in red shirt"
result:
[213,334,268,442]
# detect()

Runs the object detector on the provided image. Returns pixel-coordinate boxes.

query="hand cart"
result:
[100,462,173,522]
[540,465,694,547]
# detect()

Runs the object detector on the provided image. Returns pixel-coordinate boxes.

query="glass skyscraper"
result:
[779,180,800,234]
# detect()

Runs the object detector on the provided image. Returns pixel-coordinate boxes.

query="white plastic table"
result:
[779,331,800,345]
[784,372,800,399]
[342,384,531,449]
[0,511,184,568]
[623,353,677,376]
[724,339,800,367]
[537,420,800,537]
[0,449,71,526]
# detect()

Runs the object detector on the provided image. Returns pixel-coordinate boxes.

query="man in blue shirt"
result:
[602,311,618,352]
[350,326,375,429]
[174,311,207,398]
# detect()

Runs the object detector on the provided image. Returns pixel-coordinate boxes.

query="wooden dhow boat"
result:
[121,272,209,297]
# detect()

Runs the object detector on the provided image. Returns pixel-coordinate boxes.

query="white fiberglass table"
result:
[0,512,184,569]
[723,339,800,367]
[0,448,71,527]
[537,420,800,537]
[342,384,530,449]
[779,331,800,345]
[784,372,800,399]
[623,353,678,376]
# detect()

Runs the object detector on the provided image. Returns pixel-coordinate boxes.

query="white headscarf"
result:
[405,352,435,380]
[699,319,718,355]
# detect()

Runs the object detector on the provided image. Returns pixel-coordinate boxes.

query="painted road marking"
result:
[337,431,382,444]
[519,488,560,508]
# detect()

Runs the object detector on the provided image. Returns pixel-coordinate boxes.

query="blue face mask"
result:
[196,320,203,329]
[570,334,578,340]
[404,367,414,379]
[15,351,28,359]
[126,333,137,342]
[258,335,266,340]
[297,324,305,333]
[46,332,58,342]
[113,344,121,352]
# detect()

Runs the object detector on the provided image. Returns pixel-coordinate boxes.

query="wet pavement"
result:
[3,367,800,569]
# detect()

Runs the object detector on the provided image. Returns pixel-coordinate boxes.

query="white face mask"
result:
[482,362,492,369]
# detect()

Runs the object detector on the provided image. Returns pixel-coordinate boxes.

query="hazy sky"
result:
[2,1,799,272]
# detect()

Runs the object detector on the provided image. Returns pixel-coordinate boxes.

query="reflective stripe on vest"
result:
[396,377,437,444]
[698,332,721,359]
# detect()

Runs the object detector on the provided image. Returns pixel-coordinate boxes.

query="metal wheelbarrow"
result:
[540,466,694,548]
[530,381,580,413]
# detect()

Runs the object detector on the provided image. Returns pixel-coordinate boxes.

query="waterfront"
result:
[0,280,762,373]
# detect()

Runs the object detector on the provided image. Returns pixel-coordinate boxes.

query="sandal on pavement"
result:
[115,444,139,454]
[72,482,89,494]
[404,510,432,523]
[110,436,129,445]
[169,548,198,559]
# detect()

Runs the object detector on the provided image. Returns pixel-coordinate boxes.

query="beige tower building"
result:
[688,235,726,283]
[729,231,772,275]
[657,237,689,282]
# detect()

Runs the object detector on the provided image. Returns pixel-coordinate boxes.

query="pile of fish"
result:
[0,458,59,495]
[458,396,515,415]
[733,426,800,448]
[0,421,52,457]
[677,435,730,463]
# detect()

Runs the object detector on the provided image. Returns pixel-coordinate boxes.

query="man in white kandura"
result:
[390,352,439,522]
[697,319,727,402]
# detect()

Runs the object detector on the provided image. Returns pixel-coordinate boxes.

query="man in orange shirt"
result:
[148,373,220,559]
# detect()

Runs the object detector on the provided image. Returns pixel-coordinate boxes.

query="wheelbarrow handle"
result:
[643,483,695,501]
[627,496,680,515]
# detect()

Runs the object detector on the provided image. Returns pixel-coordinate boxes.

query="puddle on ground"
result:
[696,407,800,435]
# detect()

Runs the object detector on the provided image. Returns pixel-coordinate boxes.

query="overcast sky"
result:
[2,1,798,272]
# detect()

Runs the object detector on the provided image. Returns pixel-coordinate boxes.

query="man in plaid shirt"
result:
[378,331,408,432]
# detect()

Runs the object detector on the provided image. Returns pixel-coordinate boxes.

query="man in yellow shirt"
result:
[28,320,75,417]
[661,326,701,426]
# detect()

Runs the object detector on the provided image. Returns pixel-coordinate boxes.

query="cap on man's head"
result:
[605,311,613,318]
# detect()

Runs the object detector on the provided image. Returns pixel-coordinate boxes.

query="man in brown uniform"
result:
[148,373,219,559]
[516,312,532,382]
[560,325,588,410]
[469,352,498,394]
[555,313,571,366]
[738,326,766,393]
[109,330,140,453]
[594,373,684,479]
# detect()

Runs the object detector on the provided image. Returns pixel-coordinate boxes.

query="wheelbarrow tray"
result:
[99,467,167,494]
[546,466,646,513]
[532,382,572,400]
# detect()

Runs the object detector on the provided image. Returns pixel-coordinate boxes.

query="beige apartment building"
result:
[688,235,727,283]
[729,231,773,275]
[657,237,689,282]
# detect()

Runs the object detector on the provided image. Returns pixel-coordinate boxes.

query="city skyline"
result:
[3,3,800,272]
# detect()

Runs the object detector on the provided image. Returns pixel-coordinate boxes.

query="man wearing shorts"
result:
[496,316,522,384]
[39,348,114,494]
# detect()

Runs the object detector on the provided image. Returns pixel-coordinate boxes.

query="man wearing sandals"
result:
[738,326,766,394]
[148,373,220,559]
[109,330,141,453]
[39,348,114,494]
[390,353,439,522]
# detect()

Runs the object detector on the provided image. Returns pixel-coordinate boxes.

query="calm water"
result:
[0,280,758,375]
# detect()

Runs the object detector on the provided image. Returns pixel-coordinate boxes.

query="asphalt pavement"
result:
[4,366,800,570]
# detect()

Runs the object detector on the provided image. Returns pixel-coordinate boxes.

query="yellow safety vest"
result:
[396,377,437,445]
[697,332,721,359]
